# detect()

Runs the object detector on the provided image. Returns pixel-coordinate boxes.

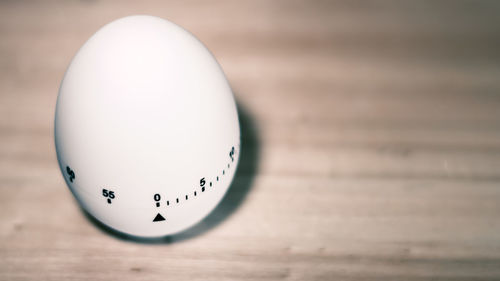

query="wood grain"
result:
[1,0,500,280]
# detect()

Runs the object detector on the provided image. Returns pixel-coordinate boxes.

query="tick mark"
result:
[223,170,225,175]
[156,202,160,207]
[167,201,169,206]
[107,198,111,204]
[176,198,179,203]
[210,182,212,187]
[194,191,197,196]
[185,195,188,200]
[202,187,205,192]
[217,176,219,181]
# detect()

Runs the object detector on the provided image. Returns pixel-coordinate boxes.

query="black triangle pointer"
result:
[153,213,166,222]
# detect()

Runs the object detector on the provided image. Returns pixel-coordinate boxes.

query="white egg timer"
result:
[54,15,240,238]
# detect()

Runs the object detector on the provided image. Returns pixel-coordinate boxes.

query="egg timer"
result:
[54,15,240,238]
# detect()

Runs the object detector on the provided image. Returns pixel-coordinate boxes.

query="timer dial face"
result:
[54,16,240,238]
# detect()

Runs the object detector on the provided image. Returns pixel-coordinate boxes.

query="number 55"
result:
[102,189,115,199]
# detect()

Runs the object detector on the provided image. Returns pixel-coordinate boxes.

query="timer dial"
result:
[55,15,240,238]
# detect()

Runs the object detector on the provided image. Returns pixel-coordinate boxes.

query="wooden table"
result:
[1,1,500,280]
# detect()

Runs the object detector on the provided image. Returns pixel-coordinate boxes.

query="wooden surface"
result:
[2,1,500,280]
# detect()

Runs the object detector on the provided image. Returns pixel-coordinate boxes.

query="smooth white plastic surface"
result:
[54,15,240,238]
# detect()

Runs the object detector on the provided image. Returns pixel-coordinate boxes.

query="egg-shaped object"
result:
[54,15,240,238]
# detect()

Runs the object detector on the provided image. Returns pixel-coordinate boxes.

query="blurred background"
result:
[1,0,500,280]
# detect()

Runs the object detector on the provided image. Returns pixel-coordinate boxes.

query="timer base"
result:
[78,103,259,242]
